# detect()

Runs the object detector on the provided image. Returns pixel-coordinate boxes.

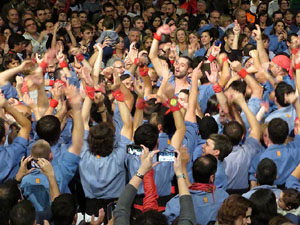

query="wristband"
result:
[21,81,29,94]
[163,97,182,114]
[39,60,48,72]
[238,68,248,79]
[50,99,58,108]
[208,54,216,62]
[49,80,55,86]
[76,54,84,62]
[154,32,162,41]
[222,57,228,64]
[85,85,95,100]
[170,60,175,65]
[292,48,299,55]
[138,66,149,77]
[135,172,144,179]
[59,61,68,68]
[295,63,300,70]
[136,98,146,110]
[54,79,67,87]
[212,83,222,93]
[134,58,139,66]
[32,58,37,64]
[112,89,125,102]
[176,174,186,179]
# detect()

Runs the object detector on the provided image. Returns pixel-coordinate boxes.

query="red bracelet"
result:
[154,32,162,41]
[85,85,95,100]
[139,66,149,77]
[49,80,54,86]
[39,60,48,72]
[163,97,182,114]
[222,57,228,64]
[50,99,58,108]
[134,58,139,66]
[292,48,299,55]
[21,81,28,94]
[295,63,300,70]
[54,79,67,87]
[136,98,146,110]
[59,61,68,68]
[208,54,216,62]
[212,83,222,93]
[112,89,125,102]
[238,68,248,79]
[170,60,175,65]
[76,54,85,62]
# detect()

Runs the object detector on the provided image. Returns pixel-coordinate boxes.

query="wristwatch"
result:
[176,174,186,179]
[135,171,144,179]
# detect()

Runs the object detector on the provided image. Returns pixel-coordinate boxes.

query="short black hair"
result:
[223,121,244,146]
[51,194,77,225]
[268,118,288,144]
[193,154,217,183]
[228,80,247,95]
[102,16,114,29]
[275,82,294,107]
[256,158,277,185]
[8,33,25,50]
[209,134,232,161]
[0,118,5,141]
[134,123,159,151]
[103,2,115,11]
[133,210,168,225]
[9,200,36,225]
[198,116,218,139]
[36,115,61,146]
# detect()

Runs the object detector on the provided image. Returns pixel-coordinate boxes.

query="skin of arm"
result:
[171,110,186,151]
[133,83,144,132]
[117,91,133,140]
[232,20,240,50]
[82,96,92,131]
[291,163,300,178]
[92,45,104,85]
[253,25,269,65]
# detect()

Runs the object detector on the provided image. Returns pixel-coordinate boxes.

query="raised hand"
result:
[134,79,145,98]
[252,24,262,41]
[228,60,242,73]
[37,158,55,178]
[157,24,176,36]
[233,20,241,35]
[139,145,160,175]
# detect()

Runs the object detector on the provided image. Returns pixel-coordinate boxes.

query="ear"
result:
[188,67,193,74]
[214,149,220,158]
[49,152,53,162]
[73,213,77,224]
[254,173,257,178]
[209,174,215,184]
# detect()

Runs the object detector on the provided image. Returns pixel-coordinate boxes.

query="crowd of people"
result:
[0,0,300,224]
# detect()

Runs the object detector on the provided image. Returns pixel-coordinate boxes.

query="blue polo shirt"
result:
[242,185,282,199]
[0,137,28,183]
[0,82,18,99]
[79,130,131,199]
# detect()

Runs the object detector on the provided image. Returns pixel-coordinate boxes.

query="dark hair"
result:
[198,116,218,139]
[36,115,61,146]
[217,194,252,225]
[52,194,77,225]
[243,43,256,56]
[88,122,115,157]
[250,189,277,225]
[228,80,247,95]
[205,95,219,116]
[209,134,232,161]
[282,189,300,210]
[268,215,293,225]
[223,121,244,146]
[256,158,277,185]
[103,2,115,11]
[268,118,288,144]
[80,24,93,33]
[134,123,159,151]
[180,56,193,68]
[287,33,298,43]
[8,33,25,50]
[102,16,114,29]
[23,18,36,27]
[3,52,21,69]
[133,210,168,225]
[133,15,144,24]
[9,200,36,225]
[271,20,286,35]
[121,15,133,30]
[275,82,294,107]
[272,10,284,20]
[192,154,217,183]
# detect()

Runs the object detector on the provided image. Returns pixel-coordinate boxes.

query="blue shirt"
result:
[0,137,28,183]
[126,145,175,196]
[79,131,131,199]
[198,24,224,39]
[20,151,80,211]
[286,175,300,192]
[0,82,17,99]
[242,185,282,199]
[269,34,288,54]
[241,97,262,135]
[198,84,215,113]
[224,137,262,190]
[249,135,300,185]
[164,188,229,225]
[194,47,207,58]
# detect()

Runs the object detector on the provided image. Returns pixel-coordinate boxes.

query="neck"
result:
[204,43,210,49]
[115,48,123,54]
[9,22,17,29]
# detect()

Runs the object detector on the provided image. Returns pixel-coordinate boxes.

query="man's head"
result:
[30,139,52,161]
[134,123,159,151]
[128,28,141,44]
[81,24,93,43]
[270,55,291,77]
[272,11,283,22]
[103,2,115,18]
[287,33,299,50]
[174,56,193,78]
[224,28,234,50]
[113,59,125,75]
[3,52,21,69]
[268,118,289,145]
[197,0,207,14]
[8,33,25,52]
[166,2,176,18]
[198,116,218,139]
[274,81,294,107]
[279,0,289,11]
[88,122,115,157]
[209,10,220,27]
[51,194,77,225]
[202,134,232,161]
[133,16,145,31]
[241,0,251,11]
[36,115,61,146]
[256,158,277,186]
[35,8,47,23]
[193,154,217,183]
[223,121,244,146]
[144,7,155,21]
[7,9,19,25]
[79,11,87,25]
[235,8,247,26]
[24,18,37,35]
[9,200,35,225]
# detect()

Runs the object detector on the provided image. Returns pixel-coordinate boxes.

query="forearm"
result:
[184,77,198,123]
[0,66,22,86]
[51,31,57,49]
[70,107,84,154]
[171,110,186,150]
[182,165,192,187]
[133,100,143,132]
[219,61,230,88]
[47,174,60,202]
[117,100,133,140]
[120,84,134,112]
[16,86,23,101]
[82,96,92,131]
[67,30,77,47]
[232,34,239,50]
[257,39,269,64]
[240,101,260,138]
[244,75,263,99]
[141,75,152,97]
[4,103,30,129]
[92,50,103,85]
[291,163,300,178]
[216,92,229,115]
[294,100,300,120]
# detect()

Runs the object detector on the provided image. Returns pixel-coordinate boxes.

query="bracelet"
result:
[208,54,216,62]
[222,57,228,64]
[50,99,58,108]
[139,66,149,77]
[295,63,300,70]
[154,32,162,41]
[49,80,55,86]
[292,48,299,55]
[135,171,144,179]
[136,98,146,110]
[238,68,248,79]
[59,61,68,68]
[76,54,85,62]
[134,58,139,66]
[112,89,125,102]
[176,174,186,179]
[212,83,222,93]
[39,60,48,72]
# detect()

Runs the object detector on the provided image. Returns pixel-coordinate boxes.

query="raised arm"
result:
[253,25,269,65]
[232,20,240,50]
[92,43,104,85]
[65,23,77,47]
[133,80,145,132]
[0,95,31,139]
[65,85,84,156]
[170,103,186,150]
[232,91,261,140]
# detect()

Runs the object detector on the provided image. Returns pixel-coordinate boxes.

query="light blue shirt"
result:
[224,137,262,190]
[198,84,215,113]
[79,131,131,199]
[286,175,300,192]
[242,185,282,199]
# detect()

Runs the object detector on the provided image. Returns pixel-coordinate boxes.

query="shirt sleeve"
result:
[183,121,198,155]
[58,151,80,182]
[285,175,300,192]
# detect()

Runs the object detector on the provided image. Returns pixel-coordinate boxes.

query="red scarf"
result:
[189,183,216,202]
